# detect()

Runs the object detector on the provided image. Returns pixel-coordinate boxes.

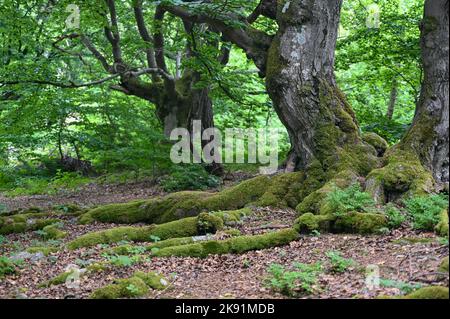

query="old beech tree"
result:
[165,0,448,201]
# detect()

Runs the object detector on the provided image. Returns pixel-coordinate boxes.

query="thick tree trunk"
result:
[386,78,398,120]
[265,0,377,176]
[399,0,449,185]
[122,73,223,175]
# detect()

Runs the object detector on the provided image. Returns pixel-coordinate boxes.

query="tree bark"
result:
[265,0,376,175]
[386,78,398,120]
[399,0,449,184]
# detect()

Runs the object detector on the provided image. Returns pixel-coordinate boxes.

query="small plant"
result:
[128,246,146,255]
[384,204,406,229]
[379,279,423,294]
[161,164,220,192]
[149,235,161,243]
[404,194,448,231]
[108,255,139,267]
[326,251,356,273]
[265,262,322,296]
[311,230,321,237]
[326,184,376,217]
[126,284,140,295]
[0,256,19,278]
[0,235,7,245]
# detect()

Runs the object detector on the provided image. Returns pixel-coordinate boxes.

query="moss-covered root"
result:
[403,286,449,299]
[0,216,62,235]
[90,271,168,299]
[362,132,389,157]
[435,209,449,237]
[153,228,298,258]
[67,212,226,250]
[294,212,387,234]
[365,149,435,204]
[79,175,272,225]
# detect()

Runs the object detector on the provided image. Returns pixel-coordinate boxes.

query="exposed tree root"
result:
[152,228,298,258]
[365,148,435,204]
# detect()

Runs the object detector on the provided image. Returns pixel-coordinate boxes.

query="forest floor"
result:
[0,176,448,299]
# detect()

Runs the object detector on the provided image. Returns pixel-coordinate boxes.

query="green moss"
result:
[223,229,242,237]
[213,208,252,224]
[296,170,360,216]
[254,172,304,208]
[293,213,334,233]
[133,271,168,290]
[39,270,74,288]
[197,213,224,235]
[0,217,61,235]
[362,132,389,156]
[39,262,108,288]
[333,212,387,234]
[42,224,67,240]
[439,257,449,273]
[294,211,387,235]
[435,209,449,237]
[403,286,449,299]
[366,148,434,204]
[67,226,152,250]
[69,213,222,250]
[90,277,149,299]
[89,271,168,299]
[79,176,271,225]
[153,229,298,258]
[26,246,58,256]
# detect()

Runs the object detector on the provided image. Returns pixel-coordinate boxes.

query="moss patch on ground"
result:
[39,262,108,288]
[90,271,168,299]
[26,246,58,256]
[403,286,449,299]
[0,216,62,235]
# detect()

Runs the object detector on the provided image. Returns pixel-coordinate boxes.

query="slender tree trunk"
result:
[266,0,377,176]
[386,78,398,120]
[399,0,449,185]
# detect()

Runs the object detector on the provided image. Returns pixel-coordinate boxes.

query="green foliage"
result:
[380,279,423,295]
[265,262,322,296]
[106,255,140,268]
[326,184,376,217]
[384,204,406,229]
[337,0,423,144]
[325,251,356,273]
[0,256,20,278]
[404,194,449,231]
[161,165,220,192]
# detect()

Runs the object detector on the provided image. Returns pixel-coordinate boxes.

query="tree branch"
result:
[0,74,121,88]
[162,4,272,75]
[133,0,157,71]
